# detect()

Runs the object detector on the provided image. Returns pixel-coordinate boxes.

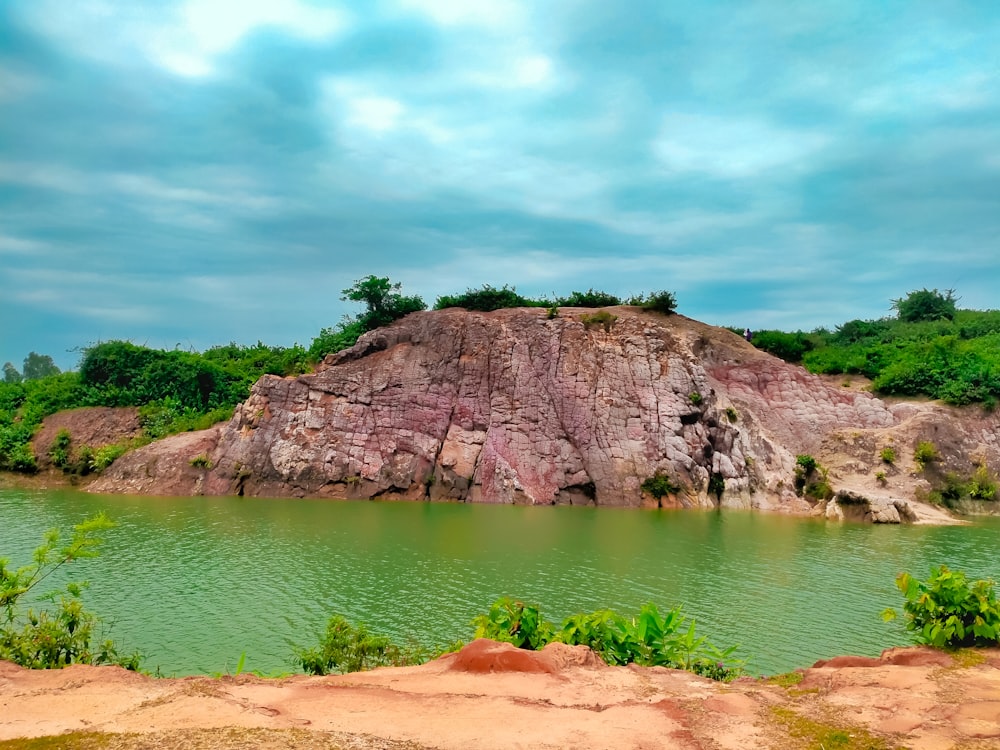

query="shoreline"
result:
[2,641,998,749]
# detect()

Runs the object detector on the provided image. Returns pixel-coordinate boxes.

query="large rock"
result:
[91,307,932,510]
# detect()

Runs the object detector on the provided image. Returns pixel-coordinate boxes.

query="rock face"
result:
[91,305,986,515]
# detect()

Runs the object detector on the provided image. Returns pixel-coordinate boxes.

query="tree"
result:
[2,362,21,384]
[342,276,426,332]
[21,352,60,381]
[892,288,958,323]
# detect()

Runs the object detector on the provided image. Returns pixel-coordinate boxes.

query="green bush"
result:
[914,441,939,470]
[752,330,814,361]
[641,472,681,500]
[434,284,537,312]
[880,447,896,464]
[470,597,555,650]
[892,288,957,323]
[554,289,622,308]
[0,514,140,670]
[297,614,426,675]
[793,455,832,500]
[472,598,743,680]
[637,290,678,315]
[882,566,1000,648]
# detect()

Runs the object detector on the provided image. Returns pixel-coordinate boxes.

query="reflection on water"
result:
[1,488,998,676]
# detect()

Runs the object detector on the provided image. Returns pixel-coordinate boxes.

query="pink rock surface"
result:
[88,307,1000,516]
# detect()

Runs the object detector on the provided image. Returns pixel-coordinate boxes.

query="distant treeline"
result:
[744,289,1000,408]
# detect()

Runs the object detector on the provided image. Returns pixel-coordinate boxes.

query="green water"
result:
[1,487,998,677]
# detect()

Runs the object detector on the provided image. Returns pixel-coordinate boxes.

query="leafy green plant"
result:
[546,305,559,319]
[637,290,678,315]
[882,566,1000,649]
[641,472,681,500]
[875,471,887,486]
[554,289,622,308]
[472,598,743,680]
[892,288,958,323]
[914,441,939,470]
[434,284,537,312]
[470,597,555,650]
[189,454,213,469]
[880,446,896,464]
[724,406,738,422]
[0,514,140,670]
[793,455,833,500]
[297,614,426,675]
[688,392,703,406]
[48,429,72,469]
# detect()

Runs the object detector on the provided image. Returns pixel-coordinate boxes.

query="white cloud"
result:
[653,113,830,178]
[395,0,524,29]
[18,0,346,78]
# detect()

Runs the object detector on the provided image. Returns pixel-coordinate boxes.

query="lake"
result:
[1,487,998,676]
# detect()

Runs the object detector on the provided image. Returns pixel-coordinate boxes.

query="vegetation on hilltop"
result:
[746,289,1000,408]
[2,275,674,474]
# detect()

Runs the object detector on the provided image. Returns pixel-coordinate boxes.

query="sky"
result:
[2,1,999,372]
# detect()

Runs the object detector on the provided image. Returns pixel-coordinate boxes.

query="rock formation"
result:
[85,305,1000,519]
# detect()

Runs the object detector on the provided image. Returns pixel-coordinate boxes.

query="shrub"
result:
[554,289,621,308]
[579,310,617,332]
[914,441,939,470]
[892,288,958,323]
[882,566,1000,648]
[751,330,814,362]
[708,472,725,500]
[434,284,536,312]
[880,446,896,464]
[470,597,555,650]
[641,472,681,500]
[297,615,425,675]
[49,428,73,469]
[875,471,887,485]
[688,392,703,406]
[343,275,426,331]
[795,455,818,475]
[189,454,213,469]
[473,598,743,679]
[724,407,738,422]
[793,455,833,500]
[0,514,140,670]
[638,290,678,315]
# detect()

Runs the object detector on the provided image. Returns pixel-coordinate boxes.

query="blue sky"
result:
[2,1,999,371]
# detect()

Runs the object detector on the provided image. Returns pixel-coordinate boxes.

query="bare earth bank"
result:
[2,640,999,750]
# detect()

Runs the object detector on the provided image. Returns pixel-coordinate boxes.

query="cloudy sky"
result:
[2,1,999,371]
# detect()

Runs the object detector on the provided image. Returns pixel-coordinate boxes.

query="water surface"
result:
[1,487,997,676]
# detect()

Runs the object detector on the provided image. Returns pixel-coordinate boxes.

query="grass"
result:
[770,706,898,750]
[0,729,432,749]
[766,671,805,688]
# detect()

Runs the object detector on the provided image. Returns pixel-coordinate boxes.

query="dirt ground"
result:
[2,640,999,750]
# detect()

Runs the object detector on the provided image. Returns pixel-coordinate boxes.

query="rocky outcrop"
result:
[824,490,918,524]
[89,306,994,518]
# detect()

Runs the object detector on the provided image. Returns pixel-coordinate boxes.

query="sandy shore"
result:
[2,640,999,749]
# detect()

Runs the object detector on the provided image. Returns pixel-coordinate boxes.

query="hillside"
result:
[74,306,997,522]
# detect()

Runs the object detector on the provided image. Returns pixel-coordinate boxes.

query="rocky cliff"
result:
[84,306,1000,518]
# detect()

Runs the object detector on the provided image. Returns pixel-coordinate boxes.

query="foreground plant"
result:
[471,597,744,680]
[882,566,1000,649]
[0,514,140,670]
[296,615,429,675]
